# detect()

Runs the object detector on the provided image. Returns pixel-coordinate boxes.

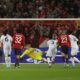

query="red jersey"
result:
[58,34,70,47]
[13,33,25,49]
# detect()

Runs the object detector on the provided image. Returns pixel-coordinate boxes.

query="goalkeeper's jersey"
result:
[24,48,42,60]
[25,48,42,54]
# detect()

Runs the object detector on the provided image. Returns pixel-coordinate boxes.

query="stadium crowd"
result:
[0,20,79,47]
[0,0,80,18]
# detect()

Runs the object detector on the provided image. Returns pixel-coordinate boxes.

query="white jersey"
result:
[47,39,57,48]
[46,39,57,57]
[69,34,78,49]
[69,34,79,55]
[1,34,12,48]
[1,34,12,56]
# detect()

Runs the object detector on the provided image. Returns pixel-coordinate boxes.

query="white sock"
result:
[73,57,80,63]
[52,54,56,61]
[5,57,9,68]
[71,57,75,67]
[8,57,11,67]
[47,57,51,66]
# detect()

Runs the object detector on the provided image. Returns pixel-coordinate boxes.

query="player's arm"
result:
[20,49,29,58]
[0,36,3,43]
[20,51,26,58]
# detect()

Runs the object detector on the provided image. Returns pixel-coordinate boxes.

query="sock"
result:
[52,54,56,62]
[47,57,51,66]
[73,57,80,63]
[5,57,9,68]
[8,57,11,67]
[71,57,75,67]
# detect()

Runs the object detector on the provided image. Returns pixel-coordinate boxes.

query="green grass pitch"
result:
[0,64,80,80]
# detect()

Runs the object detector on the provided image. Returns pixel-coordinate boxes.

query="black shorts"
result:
[61,45,69,54]
[14,48,22,56]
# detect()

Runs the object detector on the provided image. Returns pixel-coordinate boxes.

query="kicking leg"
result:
[73,57,80,63]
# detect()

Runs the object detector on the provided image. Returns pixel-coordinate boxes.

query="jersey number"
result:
[15,35,22,44]
[51,41,54,44]
[5,37,8,42]
[61,36,67,43]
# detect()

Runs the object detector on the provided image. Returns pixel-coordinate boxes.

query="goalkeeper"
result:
[20,44,47,62]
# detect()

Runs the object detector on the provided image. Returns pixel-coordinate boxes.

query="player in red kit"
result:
[13,29,25,68]
[58,30,70,67]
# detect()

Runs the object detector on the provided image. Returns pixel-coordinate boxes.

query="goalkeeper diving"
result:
[20,44,47,62]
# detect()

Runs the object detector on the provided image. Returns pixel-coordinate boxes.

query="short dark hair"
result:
[48,35,53,39]
[3,30,8,35]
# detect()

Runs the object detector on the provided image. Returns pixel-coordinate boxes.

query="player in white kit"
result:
[1,30,12,68]
[46,35,57,68]
[69,34,80,67]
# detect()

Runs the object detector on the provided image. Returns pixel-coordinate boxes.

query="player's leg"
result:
[71,55,76,67]
[8,46,12,68]
[51,48,57,63]
[71,48,76,67]
[14,48,17,67]
[61,52,66,63]
[5,55,9,68]
[71,55,80,67]
[51,54,56,63]
[46,49,52,67]
[71,48,80,67]
[61,46,69,67]
[65,46,69,65]
[7,54,11,67]
[61,46,66,63]
[65,54,69,66]
[14,48,21,68]
[47,56,52,67]
[73,49,80,63]
[73,57,80,63]
[3,48,9,68]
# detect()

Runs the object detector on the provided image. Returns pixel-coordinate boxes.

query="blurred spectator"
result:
[0,20,79,47]
[76,27,80,39]
[0,0,80,18]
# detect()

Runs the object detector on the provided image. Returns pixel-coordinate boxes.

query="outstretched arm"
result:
[20,50,27,58]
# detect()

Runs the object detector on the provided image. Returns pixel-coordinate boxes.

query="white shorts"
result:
[3,45,12,57]
[71,47,79,56]
[46,46,57,57]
